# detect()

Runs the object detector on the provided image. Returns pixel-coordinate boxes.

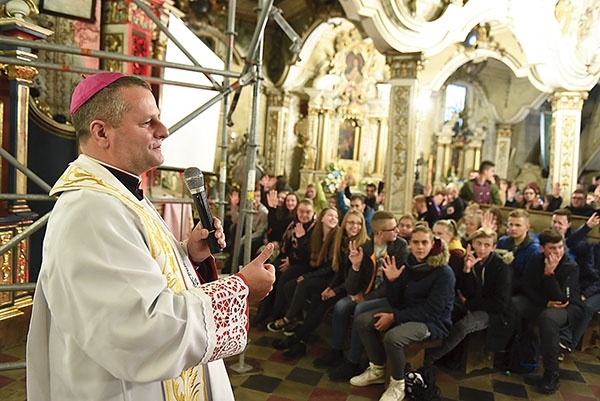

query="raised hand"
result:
[238,242,276,301]
[382,255,404,281]
[348,240,363,269]
[463,244,481,273]
[266,189,279,208]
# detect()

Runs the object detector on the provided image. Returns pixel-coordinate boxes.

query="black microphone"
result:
[183,167,222,254]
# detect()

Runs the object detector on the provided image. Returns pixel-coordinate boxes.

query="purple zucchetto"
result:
[69,72,127,116]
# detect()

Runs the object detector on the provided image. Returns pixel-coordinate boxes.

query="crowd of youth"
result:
[226,161,600,401]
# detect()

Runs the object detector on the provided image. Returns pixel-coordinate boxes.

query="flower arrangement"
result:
[322,162,346,194]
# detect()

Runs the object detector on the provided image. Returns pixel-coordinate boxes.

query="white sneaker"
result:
[379,378,405,401]
[350,362,386,386]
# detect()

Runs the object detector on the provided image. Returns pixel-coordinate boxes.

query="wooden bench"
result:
[460,330,494,374]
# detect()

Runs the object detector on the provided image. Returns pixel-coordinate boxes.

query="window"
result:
[444,84,467,128]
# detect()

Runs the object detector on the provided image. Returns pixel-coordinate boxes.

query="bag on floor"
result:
[404,367,440,401]
[507,330,540,374]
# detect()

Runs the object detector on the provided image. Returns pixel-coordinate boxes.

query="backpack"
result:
[405,367,440,401]
[506,330,540,374]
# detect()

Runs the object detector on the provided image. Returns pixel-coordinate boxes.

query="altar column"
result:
[494,124,512,180]
[264,91,290,176]
[383,53,422,215]
[549,91,587,202]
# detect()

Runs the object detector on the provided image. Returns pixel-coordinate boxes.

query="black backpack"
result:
[405,367,441,401]
[506,330,540,374]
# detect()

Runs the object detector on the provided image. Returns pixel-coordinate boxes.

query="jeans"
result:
[347,298,389,363]
[512,295,567,373]
[426,310,489,364]
[562,293,600,349]
[356,307,431,379]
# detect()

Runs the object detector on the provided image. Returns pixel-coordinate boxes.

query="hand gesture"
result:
[348,240,363,269]
[544,252,561,276]
[266,189,278,208]
[382,255,405,281]
[238,242,276,301]
[321,287,335,301]
[279,257,290,272]
[481,210,497,232]
[552,182,561,198]
[294,222,306,238]
[188,217,226,262]
[229,190,240,207]
[586,212,600,229]
[547,300,568,309]
[423,183,432,197]
[507,183,518,201]
[463,244,481,273]
[373,312,394,331]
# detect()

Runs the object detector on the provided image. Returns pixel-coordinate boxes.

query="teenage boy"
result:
[512,229,584,394]
[425,228,515,368]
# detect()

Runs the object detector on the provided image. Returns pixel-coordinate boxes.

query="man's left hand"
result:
[187,218,226,262]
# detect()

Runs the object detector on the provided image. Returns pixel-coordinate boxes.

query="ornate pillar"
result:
[495,124,513,180]
[434,129,453,187]
[464,137,483,178]
[0,3,51,330]
[319,94,335,171]
[549,91,587,202]
[384,52,422,215]
[263,91,290,175]
[101,0,156,74]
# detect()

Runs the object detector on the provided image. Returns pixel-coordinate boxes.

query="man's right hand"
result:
[238,243,276,301]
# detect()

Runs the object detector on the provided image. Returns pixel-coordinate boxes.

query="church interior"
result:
[1,0,600,400]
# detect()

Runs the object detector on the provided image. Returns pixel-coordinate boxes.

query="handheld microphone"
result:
[183,167,222,254]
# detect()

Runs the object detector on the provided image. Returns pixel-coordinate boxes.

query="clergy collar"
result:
[91,158,144,201]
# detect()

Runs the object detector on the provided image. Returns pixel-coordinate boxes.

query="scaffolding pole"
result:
[230,0,273,272]
[217,0,238,224]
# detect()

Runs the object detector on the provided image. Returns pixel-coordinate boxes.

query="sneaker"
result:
[283,342,307,360]
[266,317,290,333]
[538,370,560,394]
[314,349,344,369]
[380,378,405,401]
[273,336,298,350]
[349,362,386,387]
[559,342,572,353]
[328,360,362,381]
[283,321,303,337]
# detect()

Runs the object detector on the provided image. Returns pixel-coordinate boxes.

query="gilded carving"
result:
[0,230,13,306]
[386,53,423,79]
[1,64,37,82]
[550,91,587,111]
[103,33,125,72]
[555,0,600,73]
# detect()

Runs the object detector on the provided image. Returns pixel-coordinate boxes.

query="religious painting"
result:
[338,119,360,160]
[40,0,96,22]
[345,52,365,83]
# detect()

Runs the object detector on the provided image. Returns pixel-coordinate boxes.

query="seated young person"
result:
[348,226,455,401]
[313,211,409,376]
[266,207,339,333]
[271,210,369,359]
[253,199,315,327]
[512,229,584,395]
[496,209,541,295]
[425,228,515,369]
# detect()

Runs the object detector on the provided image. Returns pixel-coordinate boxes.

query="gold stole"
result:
[52,164,209,401]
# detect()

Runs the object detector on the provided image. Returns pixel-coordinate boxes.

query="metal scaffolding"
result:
[0,0,303,372]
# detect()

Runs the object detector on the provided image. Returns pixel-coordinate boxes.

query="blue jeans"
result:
[562,293,600,349]
[347,298,389,363]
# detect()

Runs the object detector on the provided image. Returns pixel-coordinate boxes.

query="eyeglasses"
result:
[523,191,535,195]
[381,227,397,232]
[346,221,362,226]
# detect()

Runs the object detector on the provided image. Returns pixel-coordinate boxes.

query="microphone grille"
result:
[183,167,204,191]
